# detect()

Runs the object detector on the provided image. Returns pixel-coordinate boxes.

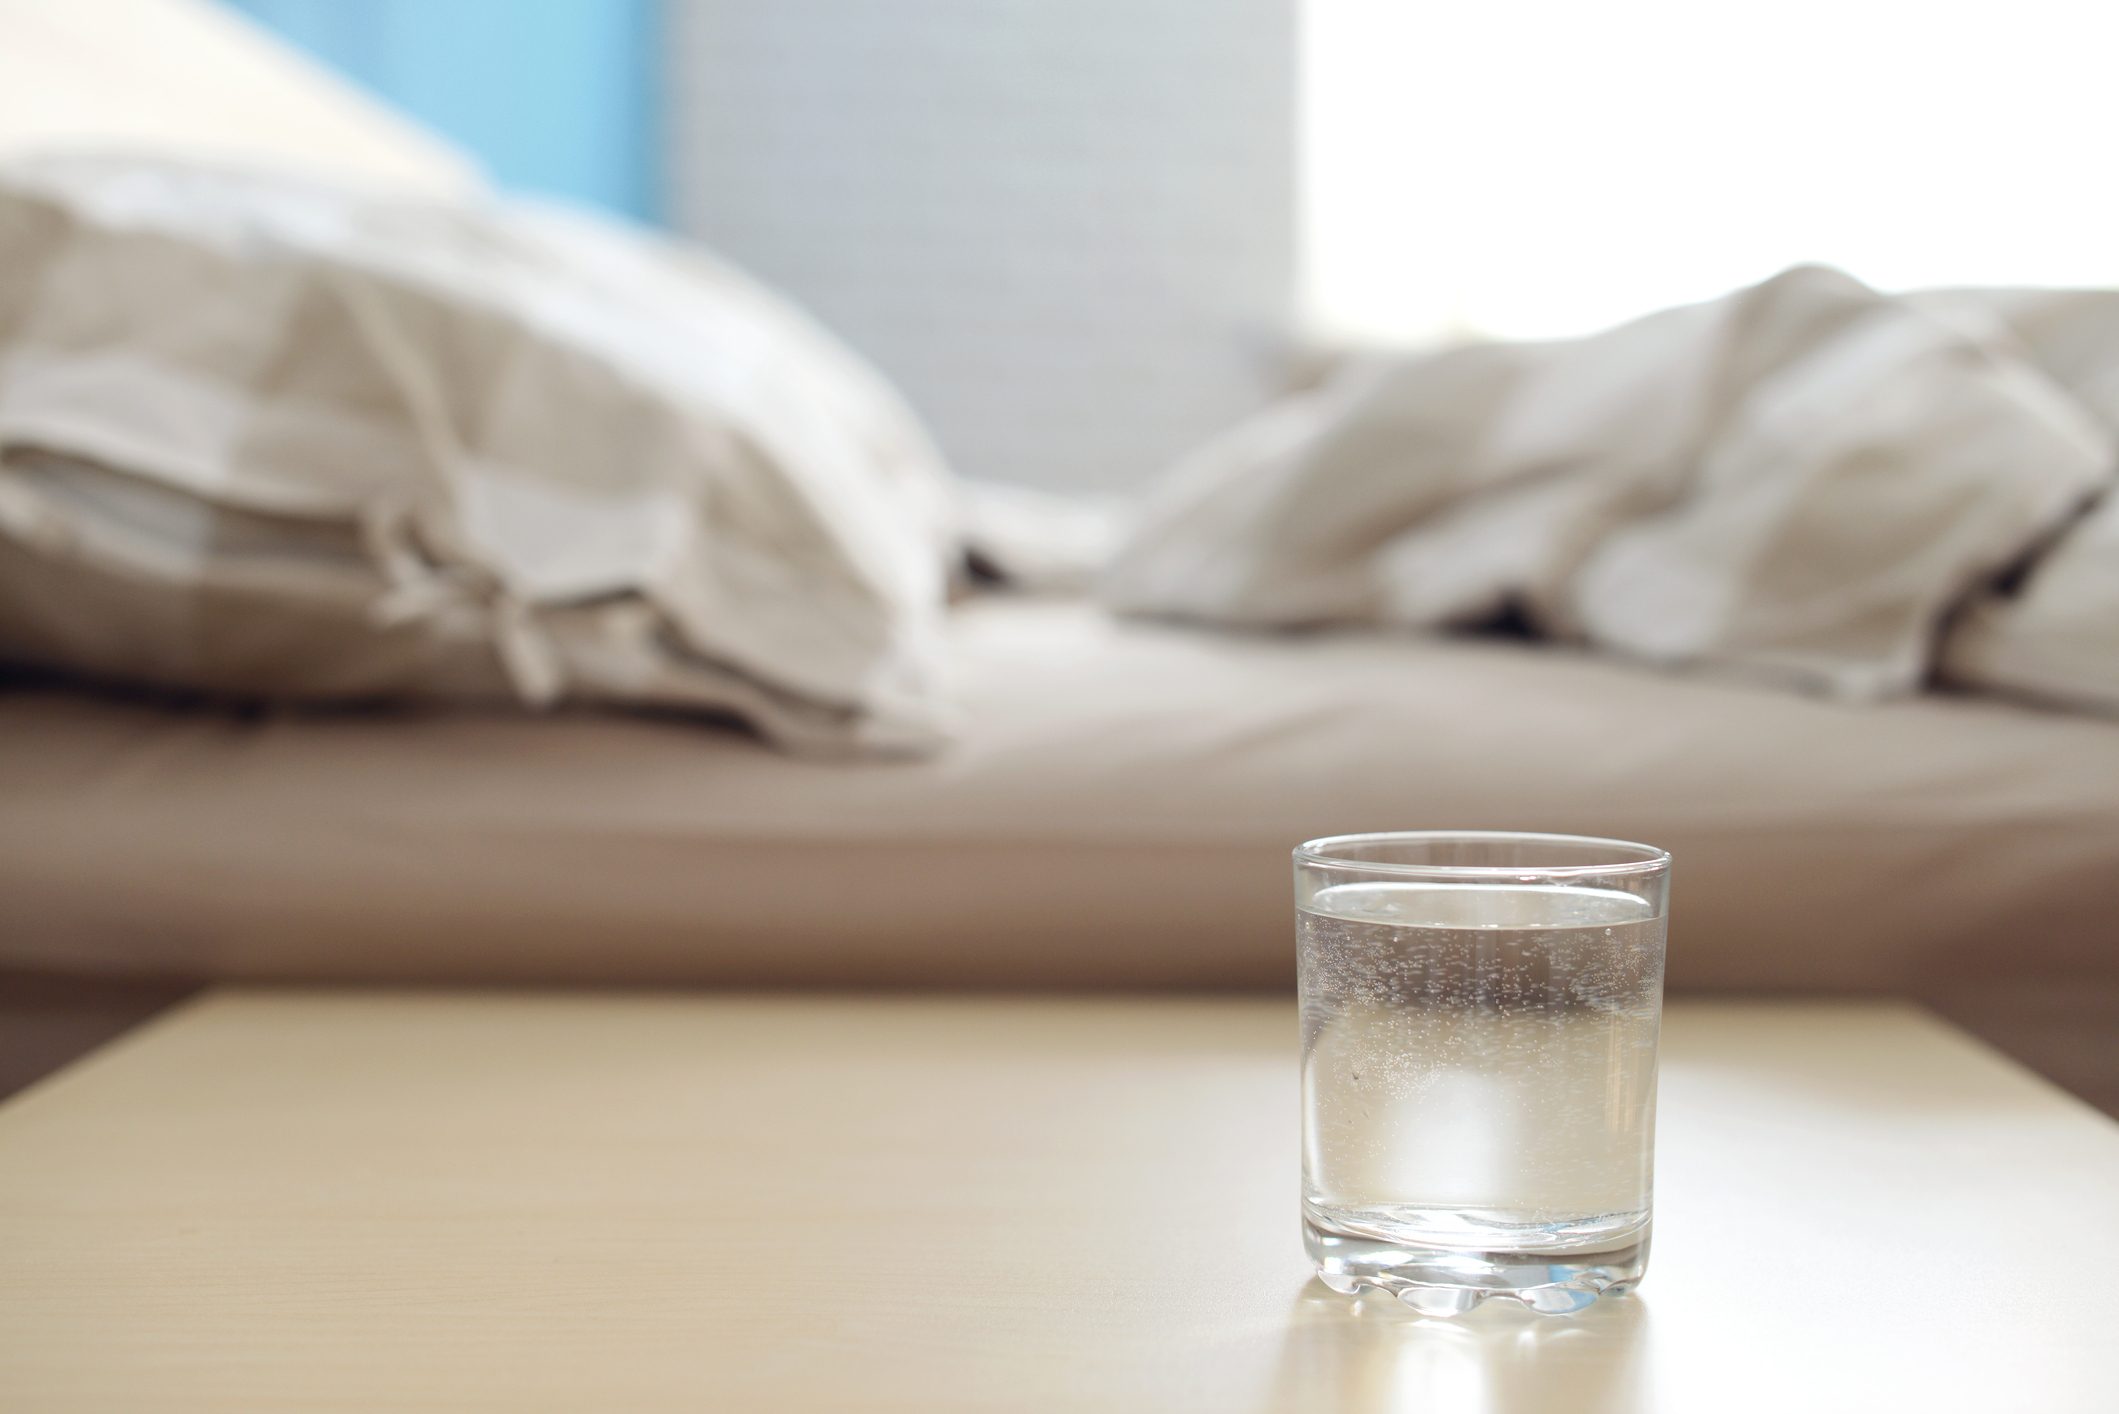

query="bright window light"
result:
[1303,0,2119,344]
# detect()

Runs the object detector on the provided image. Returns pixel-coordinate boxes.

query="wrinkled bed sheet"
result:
[4,598,2115,994]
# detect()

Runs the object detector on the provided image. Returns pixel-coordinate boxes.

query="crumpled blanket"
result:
[1105,266,2119,707]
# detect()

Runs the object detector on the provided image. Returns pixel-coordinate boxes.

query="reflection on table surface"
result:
[1267,1280,1650,1413]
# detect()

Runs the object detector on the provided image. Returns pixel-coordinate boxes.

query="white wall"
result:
[1305,0,2119,344]
[666,0,1293,492]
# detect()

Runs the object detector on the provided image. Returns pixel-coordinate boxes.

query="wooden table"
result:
[2,993,2115,1412]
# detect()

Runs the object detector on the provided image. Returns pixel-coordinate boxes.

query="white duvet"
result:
[1106,266,2119,711]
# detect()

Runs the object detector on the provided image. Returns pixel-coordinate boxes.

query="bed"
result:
[5,597,2116,996]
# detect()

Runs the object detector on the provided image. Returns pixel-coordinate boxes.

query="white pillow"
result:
[0,0,480,196]
[0,156,957,754]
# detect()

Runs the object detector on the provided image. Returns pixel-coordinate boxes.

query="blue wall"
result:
[222,0,662,221]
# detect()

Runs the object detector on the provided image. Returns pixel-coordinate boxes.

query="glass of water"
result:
[1296,831,1671,1316]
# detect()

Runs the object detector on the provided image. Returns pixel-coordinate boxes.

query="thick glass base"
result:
[1305,1218,1648,1317]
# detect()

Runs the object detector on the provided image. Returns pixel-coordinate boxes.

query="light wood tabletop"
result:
[1,992,2115,1412]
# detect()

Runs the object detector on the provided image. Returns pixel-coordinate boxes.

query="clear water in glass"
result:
[1299,879,1665,1315]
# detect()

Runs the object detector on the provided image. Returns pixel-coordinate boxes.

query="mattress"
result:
[3,598,2116,992]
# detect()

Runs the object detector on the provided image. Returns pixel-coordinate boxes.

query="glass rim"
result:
[1293,830,1670,881]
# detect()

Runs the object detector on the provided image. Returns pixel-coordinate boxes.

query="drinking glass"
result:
[1295,831,1671,1316]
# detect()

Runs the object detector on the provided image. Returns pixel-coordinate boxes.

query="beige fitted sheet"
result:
[2,598,2115,991]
